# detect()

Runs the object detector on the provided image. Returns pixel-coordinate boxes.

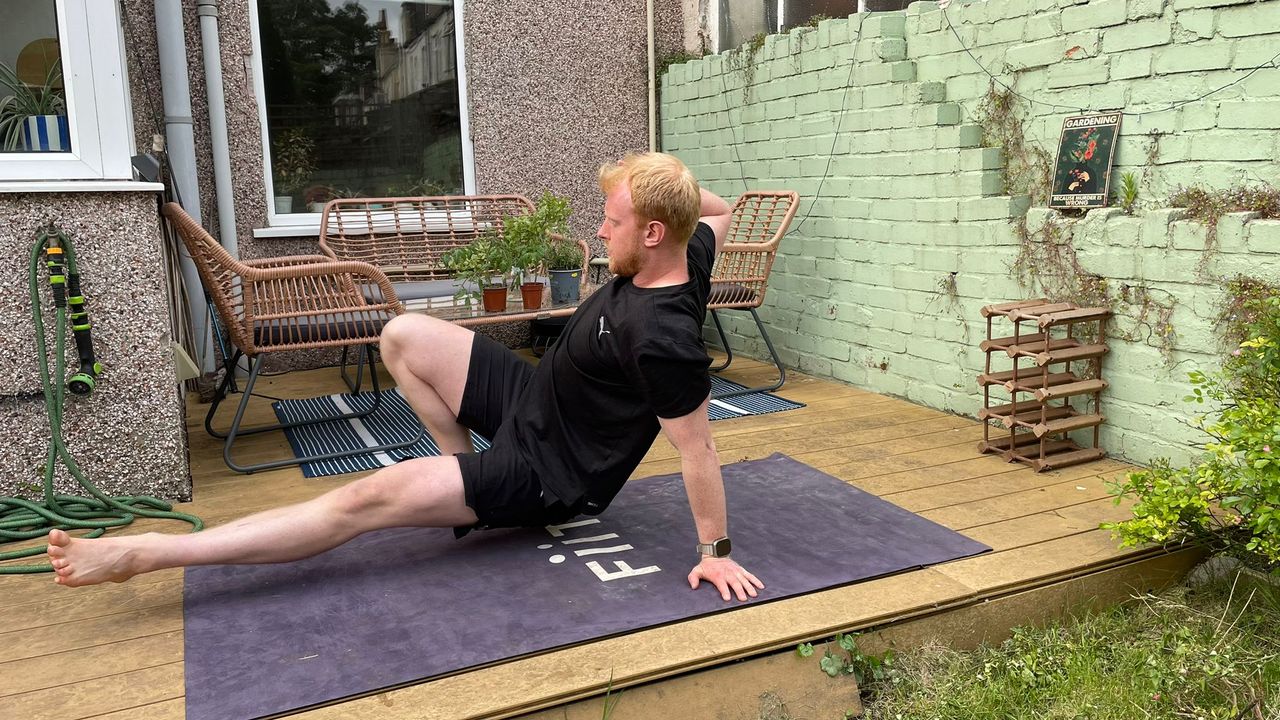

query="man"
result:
[45,152,762,602]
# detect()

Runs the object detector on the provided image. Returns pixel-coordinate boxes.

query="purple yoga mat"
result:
[183,453,989,720]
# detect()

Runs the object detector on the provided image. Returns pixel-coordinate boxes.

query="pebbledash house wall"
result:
[661,0,1280,467]
[0,0,684,500]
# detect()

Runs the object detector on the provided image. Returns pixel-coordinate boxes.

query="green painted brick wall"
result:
[661,0,1280,467]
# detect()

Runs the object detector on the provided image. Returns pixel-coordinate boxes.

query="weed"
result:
[727,32,768,103]
[859,580,1280,719]
[974,82,1052,204]
[1117,171,1139,214]
[1169,182,1280,275]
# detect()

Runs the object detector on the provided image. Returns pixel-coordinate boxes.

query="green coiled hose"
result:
[0,225,202,574]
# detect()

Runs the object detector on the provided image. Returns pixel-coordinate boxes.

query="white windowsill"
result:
[0,180,165,193]
[253,223,322,239]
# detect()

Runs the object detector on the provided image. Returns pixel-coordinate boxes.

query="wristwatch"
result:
[696,536,732,558]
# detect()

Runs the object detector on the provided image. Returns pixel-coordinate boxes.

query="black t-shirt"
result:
[508,222,717,512]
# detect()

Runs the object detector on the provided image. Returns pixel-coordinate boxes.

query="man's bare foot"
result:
[46,528,149,587]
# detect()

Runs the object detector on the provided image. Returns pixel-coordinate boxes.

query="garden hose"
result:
[0,225,203,574]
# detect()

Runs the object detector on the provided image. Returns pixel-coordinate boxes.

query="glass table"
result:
[402,284,601,327]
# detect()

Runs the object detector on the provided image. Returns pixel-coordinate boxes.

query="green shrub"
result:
[1106,292,1280,569]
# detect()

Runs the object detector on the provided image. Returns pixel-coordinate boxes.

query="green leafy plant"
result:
[0,59,66,151]
[1106,291,1280,570]
[499,192,573,288]
[441,232,505,304]
[1117,170,1139,214]
[271,128,316,196]
[797,632,898,687]
[543,234,584,271]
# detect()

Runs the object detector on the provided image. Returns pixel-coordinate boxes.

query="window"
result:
[0,0,134,181]
[252,0,471,222]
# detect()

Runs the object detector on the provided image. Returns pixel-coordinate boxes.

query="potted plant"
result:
[544,233,584,304]
[303,185,337,213]
[271,128,315,214]
[499,192,573,310]
[441,234,508,313]
[0,59,67,152]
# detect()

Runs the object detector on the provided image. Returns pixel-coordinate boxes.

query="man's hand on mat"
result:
[688,557,764,602]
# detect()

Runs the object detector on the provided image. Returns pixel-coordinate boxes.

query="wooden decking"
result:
[0,358,1196,720]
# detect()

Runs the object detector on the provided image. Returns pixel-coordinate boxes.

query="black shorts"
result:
[453,333,578,536]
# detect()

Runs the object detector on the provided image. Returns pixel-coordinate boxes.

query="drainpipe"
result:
[155,0,215,374]
[647,0,656,151]
[195,0,240,259]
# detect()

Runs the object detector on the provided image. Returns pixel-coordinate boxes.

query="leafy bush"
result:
[1106,292,1280,569]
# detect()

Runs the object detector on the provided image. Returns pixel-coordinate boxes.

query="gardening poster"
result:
[1050,113,1122,210]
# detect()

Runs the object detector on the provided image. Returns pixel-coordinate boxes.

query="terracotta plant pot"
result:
[481,285,507,313]
[520,282,545,310]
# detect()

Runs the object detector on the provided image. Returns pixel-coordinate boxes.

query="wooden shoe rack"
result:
[977,298,1112,472]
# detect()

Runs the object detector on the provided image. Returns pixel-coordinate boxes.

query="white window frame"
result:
[0,0,135,182]
[249,0,476,233]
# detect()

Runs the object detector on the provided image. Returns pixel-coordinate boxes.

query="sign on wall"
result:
[1050,113,1122,210]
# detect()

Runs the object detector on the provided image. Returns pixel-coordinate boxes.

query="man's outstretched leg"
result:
[45,456,477,587]
[380,314,476,455]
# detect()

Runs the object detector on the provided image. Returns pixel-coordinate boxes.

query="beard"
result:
[608,245,642,278]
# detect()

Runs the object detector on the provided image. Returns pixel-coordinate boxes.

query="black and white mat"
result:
[274,376,803,478]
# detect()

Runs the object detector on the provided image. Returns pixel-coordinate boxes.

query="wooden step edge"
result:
[1034,379,1108,402]
[1033,413,1105,437]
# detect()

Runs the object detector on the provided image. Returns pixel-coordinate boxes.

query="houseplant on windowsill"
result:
[0,59,67,152]
[442,234,508,313]
[500,192,574,310]
[272,128,315,214]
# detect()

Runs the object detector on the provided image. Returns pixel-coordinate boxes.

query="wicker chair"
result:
[162,202,424,474]
[707,190,799,399]
[317,195,536,390]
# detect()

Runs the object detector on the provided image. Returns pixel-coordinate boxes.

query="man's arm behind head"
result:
[698,188,732,255]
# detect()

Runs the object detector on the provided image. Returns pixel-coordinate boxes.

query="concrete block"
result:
[910,81,947,104]
[1246,220,1280,254]
[916,103,963,126]
[1128,0,1168,19]
[1173,0,1252,9]
[1218,100,1280,129]
[1154,42,1232,74]
[1218,1,1280,37]
[1170,219,1209,251]
[1102,18,1173,52]
[1006,37,1069,70]
[864,83,907,108]
[959,170,1005,196]
[1175,9,1216,39]
[1110,49,1155,80]
[1062,0,1127,31]
[864,12,908,38]
[1141,208,1187,249]
[937,124,985,149]
[957,195,1032,220]
[1023,11,1064,40]
[959,147,1005,170]
[1047,56,1111,88]
[875,38,909,61]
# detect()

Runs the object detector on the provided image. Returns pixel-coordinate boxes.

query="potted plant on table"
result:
[0,59,67,152]
[544,234,585,304]
[442,233,508,313]
[271,128,315,214]
[500,192,574,310]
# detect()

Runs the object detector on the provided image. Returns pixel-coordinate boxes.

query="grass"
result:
[857,574,1280,719]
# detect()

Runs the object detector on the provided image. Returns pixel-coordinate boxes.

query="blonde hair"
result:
[599,152,701,245]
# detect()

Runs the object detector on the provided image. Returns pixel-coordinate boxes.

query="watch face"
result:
[712,537,731,557]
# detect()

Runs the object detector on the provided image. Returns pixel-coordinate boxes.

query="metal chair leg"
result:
[710,308,786,400]
[213,348,425,473]
[708,310,733,372]
[339,345,371,394]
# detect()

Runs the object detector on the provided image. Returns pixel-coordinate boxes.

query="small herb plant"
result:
[0,59,66,151]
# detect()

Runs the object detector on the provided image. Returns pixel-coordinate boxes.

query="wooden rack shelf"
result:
[976,298,1112,472]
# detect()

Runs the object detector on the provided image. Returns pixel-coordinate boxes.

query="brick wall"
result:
[661,0,1280,466]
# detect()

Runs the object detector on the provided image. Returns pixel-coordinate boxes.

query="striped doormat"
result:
[274,376,803,478]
